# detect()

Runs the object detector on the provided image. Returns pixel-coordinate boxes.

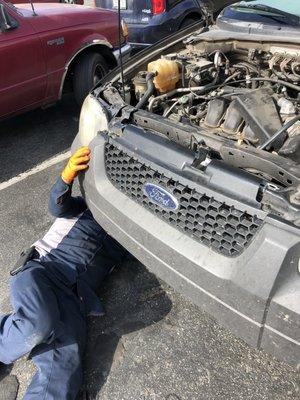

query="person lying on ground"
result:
[0,147,129,400]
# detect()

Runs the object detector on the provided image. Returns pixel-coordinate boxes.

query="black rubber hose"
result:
[149,76,300,112]
[207,77,300,93]
[200,77,300,94]
[259,115,300,150]
[249,77,300,91]
[136,72,156,110]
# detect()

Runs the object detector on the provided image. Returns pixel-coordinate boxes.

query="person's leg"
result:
[0,264,62,365]
[24,288,86,400]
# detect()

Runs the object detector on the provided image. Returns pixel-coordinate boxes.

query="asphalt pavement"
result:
[0,96,299,400]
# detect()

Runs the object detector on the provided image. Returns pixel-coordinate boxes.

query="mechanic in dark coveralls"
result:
[0,147,128,399]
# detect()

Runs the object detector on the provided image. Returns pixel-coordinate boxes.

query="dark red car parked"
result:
[0,0,130,119]
[12,0,84,5]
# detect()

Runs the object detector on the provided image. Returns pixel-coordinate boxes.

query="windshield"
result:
[223,0,300,26]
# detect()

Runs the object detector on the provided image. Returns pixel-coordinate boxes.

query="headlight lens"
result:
[78,95,109,146]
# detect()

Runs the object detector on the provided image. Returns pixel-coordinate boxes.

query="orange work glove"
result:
[61,147,91,184]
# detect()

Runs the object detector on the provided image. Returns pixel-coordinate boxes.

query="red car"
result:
[12,0,84,4]
[0,0,130,119]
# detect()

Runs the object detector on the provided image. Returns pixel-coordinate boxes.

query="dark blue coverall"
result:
[0,177,127,399]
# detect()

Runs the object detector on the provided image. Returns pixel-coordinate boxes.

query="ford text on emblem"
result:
[143,183,179,211]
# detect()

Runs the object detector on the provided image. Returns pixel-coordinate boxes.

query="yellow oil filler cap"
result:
[148,59,180,93]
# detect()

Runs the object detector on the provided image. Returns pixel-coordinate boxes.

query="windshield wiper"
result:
[233,3,300,26]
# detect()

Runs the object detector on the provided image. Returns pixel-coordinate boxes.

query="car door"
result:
[0,3,47,118]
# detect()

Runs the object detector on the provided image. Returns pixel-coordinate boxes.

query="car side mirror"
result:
[0,4,18,32]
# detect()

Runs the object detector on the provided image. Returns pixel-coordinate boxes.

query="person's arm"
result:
[48,147,90,218]
[48,177,86,218]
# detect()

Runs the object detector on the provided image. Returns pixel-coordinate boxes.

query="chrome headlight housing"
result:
[77,95,109,146]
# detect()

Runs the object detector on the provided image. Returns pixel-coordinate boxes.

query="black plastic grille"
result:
[105,143,263,257]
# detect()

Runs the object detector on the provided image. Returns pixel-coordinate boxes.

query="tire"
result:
[61,0,76,3]
[180,18,199,30]
[73,53,109,105]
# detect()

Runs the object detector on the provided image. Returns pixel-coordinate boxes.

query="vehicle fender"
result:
[177,8,204,29]
[59,35,115,99]
[158,1,203,32]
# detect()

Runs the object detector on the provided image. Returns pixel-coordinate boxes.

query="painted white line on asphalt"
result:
[265,325,300,346]
[0,151,70,192]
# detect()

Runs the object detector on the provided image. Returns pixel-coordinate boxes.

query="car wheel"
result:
[73,53,109,105]
[180,18,199,29]
[61,0,76,3]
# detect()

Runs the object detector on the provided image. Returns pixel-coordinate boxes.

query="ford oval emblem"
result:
[143,183,179,211]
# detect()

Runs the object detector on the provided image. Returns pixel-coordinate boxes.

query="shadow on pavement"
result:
[0,95,80,184]
[83,260,172,400]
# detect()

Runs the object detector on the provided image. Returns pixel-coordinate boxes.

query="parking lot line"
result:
[0,151,70,192]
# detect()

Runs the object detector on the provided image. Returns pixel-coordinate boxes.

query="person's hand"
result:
[61,147,91,184]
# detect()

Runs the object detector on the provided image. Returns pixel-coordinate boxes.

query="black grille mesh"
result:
[105,143,263,257]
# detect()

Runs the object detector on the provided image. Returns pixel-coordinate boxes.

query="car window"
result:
[224,0,300,26]
[0,2,19,31]
[238,0,300,17]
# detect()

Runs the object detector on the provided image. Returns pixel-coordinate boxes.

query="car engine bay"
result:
[99,39,300,225]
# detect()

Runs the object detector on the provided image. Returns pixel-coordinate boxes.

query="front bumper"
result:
[72,129,300,367]
[113,43,132,64]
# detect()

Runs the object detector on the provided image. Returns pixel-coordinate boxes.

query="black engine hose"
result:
[259,115,300,151]
[210,77,300,92]
[204,77,300,93]
[136,72,156,110]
